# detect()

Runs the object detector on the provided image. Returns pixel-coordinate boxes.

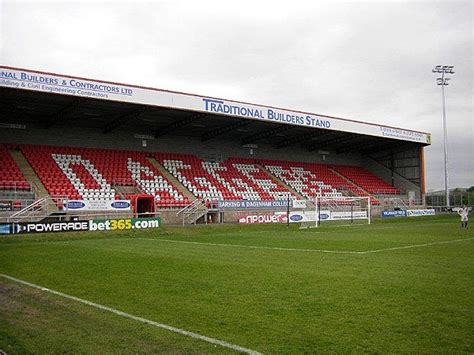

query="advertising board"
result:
[238,212,287,224]
[0,217,161,235]
[0,201,12,211]
[8,221,90,234]
[0,67,431,144]
[218,200,289,209]
[381,210,407,218]
[89,217,160,231]
[64,200,131,211]
[406,209,435,217]
[288,210,331,223]
[330,211,368,220]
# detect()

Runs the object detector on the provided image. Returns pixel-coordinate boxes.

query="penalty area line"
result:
[0,274,261,355]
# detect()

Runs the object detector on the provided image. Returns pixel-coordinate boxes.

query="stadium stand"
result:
[13,144,397,209]
[156,153,293,203]
[21,145,189,207]
[259,158,380,204]
[0,67,429,224]
[331,165,400,194]
[0,144,30,191]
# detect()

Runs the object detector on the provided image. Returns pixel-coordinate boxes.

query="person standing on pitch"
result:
[457,205,469,228]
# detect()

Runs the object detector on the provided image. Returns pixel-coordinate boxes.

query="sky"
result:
[1,0,473,191]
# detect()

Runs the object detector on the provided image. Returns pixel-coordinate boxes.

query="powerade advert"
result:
[0,217,160,235]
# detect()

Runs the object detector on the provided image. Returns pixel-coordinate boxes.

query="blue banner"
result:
[381,210,407,218]
[0,224,12,235]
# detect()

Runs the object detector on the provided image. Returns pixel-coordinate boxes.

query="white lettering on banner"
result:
[406,209,435,217]
[23,221,89,233]
[52,154,115,200]
[330,211,368,220]
[88,218,161,231]
[239,212,287,224]
[0,67,431,144]
[217,200,290,209]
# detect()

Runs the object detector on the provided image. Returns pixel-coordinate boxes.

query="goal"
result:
[299,196,371,228]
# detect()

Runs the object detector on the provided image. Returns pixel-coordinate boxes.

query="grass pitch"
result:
[1,215,473,354]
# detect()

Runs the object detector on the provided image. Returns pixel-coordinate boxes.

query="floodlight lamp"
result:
[441,65,455,74]
[436,78,450,86]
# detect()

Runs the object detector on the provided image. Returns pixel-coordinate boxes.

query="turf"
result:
[1,214,473,353]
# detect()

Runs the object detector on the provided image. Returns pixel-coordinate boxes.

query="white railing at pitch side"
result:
[176,199,208,225]
[7,198,46,221]
[7,198,45,223]
[6,196,67,223]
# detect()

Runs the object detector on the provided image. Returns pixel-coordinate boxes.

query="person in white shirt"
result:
[457,205,469,229]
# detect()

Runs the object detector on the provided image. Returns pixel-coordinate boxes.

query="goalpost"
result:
[299,196,371,228]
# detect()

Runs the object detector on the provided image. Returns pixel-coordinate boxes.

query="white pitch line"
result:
[136,238,365,254]
[0,274,261,355]
[360,237,474,254]
[136,237,474,255]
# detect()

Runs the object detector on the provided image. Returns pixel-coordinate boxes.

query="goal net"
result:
[299,196,371,229]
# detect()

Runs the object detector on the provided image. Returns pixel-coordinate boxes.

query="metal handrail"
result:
[176,199,208,225]
[8,198,46,219]
[176,199,202,216]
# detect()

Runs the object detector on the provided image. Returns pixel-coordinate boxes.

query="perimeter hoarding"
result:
[0,217,161,235]
[237,210,369,224]
[64,200,131,211]
[0,67,431,144]
[381,209,436,218]
[218,200,290,209]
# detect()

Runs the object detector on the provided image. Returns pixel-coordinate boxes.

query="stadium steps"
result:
[256,163,305,200]
[113,185,142,199]
[147,157,197,202]
[9,149,55,203]
[328,167,378,203]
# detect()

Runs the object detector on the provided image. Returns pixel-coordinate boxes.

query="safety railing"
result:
[176,199,208,225]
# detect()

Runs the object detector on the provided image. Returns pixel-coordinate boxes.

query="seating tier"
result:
[331,165,400,195]
[21,145,189,207]
[0,145,30,191]
[259,159,345,200]
[17,145,399,207]
[258,158,380,205]
[155,153,292,202]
